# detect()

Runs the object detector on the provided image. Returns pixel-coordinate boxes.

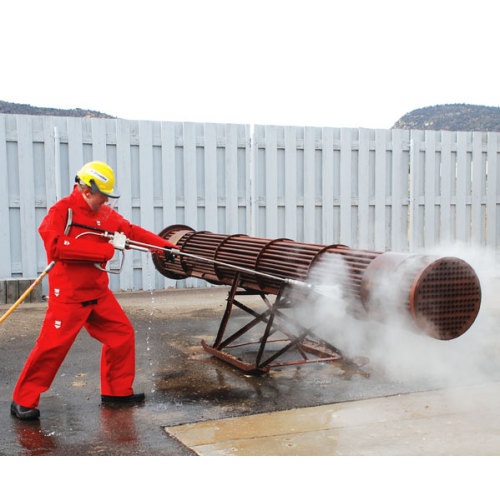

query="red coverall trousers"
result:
[12,185,176,408]
[12,290,135,408]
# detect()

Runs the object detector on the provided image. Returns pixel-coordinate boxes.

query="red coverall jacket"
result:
[13,186,176,408]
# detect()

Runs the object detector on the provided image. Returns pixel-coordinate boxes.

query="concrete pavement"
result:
[1,285,500,455]
[166,382,500,455]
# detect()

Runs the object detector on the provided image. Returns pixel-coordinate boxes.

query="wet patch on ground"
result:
[2,288,500,455]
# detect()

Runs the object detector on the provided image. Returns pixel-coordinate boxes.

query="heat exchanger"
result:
[152,225,481,372]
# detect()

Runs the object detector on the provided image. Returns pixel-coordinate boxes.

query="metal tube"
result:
[126,239,312,289]
[152,226,482,341]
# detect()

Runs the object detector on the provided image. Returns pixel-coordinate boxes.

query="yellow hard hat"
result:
[75,161,119,198]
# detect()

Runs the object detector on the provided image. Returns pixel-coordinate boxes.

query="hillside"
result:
[0,100,114,118]
[393,104,500,131]
[3,100,500,131]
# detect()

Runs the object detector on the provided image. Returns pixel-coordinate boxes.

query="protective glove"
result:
[164,247,176,263]
[110,232,127,250]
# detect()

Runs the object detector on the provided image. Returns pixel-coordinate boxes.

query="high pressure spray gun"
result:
[0,217,312,327]
[70,222,314,290]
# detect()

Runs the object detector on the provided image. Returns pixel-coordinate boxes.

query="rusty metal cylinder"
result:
[152,225,481,341]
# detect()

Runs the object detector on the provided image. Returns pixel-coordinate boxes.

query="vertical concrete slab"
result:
[5,280,19,304]
[0,280,6,304]
[0,278,44,303]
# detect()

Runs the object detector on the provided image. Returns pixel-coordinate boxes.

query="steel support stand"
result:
[201,275,359,374]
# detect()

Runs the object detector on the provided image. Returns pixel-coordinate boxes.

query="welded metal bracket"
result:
[201,273,367,375]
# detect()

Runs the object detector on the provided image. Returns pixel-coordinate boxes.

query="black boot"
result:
[101,393,145,404]
[10,401,40,420]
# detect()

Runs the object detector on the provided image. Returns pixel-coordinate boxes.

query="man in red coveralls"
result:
[11,161,177,420]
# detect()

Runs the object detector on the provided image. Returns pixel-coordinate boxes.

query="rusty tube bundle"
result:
[152,225,481,341]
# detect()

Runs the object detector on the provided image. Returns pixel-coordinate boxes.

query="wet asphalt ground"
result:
[1,285,500,456]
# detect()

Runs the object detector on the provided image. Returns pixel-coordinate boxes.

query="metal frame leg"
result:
[201,282,361,374]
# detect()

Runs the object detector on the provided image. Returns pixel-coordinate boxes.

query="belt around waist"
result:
[81,299,98,307]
